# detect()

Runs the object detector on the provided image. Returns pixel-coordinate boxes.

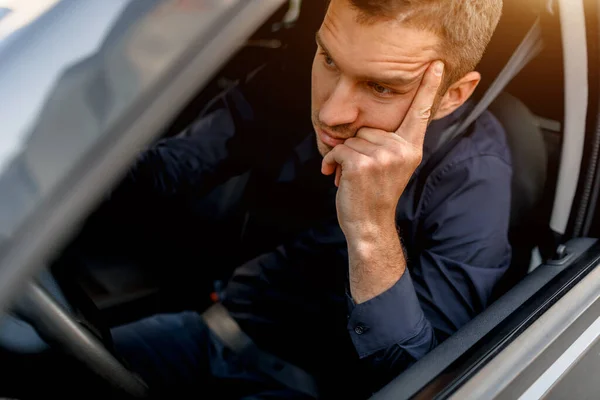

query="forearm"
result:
[347,222,407,304]
[345,223,437,378]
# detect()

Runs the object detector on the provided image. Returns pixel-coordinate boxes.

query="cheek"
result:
[360,98,412,132]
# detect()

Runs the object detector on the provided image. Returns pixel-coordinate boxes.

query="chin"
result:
[315,136,332,157]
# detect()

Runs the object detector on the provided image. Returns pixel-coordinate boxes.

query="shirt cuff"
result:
[347,270,427,358]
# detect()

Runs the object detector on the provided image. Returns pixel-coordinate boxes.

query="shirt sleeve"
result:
[348,154,512,390]
[88,82,292,232]
[109,86,260,201]
[109,60,304,203]
[347,270,435,359]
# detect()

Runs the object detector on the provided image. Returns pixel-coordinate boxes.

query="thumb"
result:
[335,165,342,187]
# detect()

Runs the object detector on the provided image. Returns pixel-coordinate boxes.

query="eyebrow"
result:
[315,32,418,89]
[315,32,331,58]
[368,74,420,88]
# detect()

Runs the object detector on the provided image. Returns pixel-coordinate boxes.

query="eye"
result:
[368,82,393,96]
[322,53,336,69]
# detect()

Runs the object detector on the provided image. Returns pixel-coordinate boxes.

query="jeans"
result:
[111,311,311,399]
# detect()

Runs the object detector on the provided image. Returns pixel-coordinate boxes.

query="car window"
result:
[0,0,241,240]
[0,7,11,21]
[0,0,131,238]
[0,0,61,39]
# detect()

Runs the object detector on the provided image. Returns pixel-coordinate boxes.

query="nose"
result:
[319,78,359,129]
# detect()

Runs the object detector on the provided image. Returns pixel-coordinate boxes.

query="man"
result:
[110,0,510,398]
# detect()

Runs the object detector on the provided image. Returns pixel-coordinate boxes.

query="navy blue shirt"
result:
[112,86,512,395]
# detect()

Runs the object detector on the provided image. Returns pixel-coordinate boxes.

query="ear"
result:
[433,71,481,120]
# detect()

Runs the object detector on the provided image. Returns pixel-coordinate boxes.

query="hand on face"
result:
[321,61,444,241]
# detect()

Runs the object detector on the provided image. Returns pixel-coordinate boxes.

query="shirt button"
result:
[354,325,366,335]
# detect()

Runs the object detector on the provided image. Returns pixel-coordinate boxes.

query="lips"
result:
[317,127,346,147]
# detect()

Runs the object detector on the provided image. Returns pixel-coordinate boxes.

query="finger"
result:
[396,60,444,146]
[335,165,342,187]
[343,136,379,156]
[321,144,355,176]
[356,127,400,146]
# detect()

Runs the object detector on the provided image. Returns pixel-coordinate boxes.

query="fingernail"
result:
[434,61,444,76]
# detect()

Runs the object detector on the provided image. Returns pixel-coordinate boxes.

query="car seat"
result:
[488,92,548,298]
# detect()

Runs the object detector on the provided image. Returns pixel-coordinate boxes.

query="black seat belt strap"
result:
[433,17,544,155]
[415,16,544,203]
[419,16,544,188]
[203,303,320,398]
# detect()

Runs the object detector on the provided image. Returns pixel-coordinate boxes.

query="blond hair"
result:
[339,0,503,91]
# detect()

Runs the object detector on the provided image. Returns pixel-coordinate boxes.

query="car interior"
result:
[65,0,562,321]
[1,0,595,399]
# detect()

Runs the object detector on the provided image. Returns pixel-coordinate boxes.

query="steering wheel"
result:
[0,267,149,398]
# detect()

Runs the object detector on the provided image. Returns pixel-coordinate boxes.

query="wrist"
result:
[347,228,406,304]
[347,223,403,270]
[344,219,399,250]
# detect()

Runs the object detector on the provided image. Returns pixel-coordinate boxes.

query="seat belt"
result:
[414,16,544,212]
[203,303,320,398]
[431,16,544,154]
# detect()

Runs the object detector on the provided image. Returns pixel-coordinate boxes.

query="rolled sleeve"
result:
[347,270,431,359]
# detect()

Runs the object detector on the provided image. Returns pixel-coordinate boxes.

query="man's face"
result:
[312,0,442,156]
